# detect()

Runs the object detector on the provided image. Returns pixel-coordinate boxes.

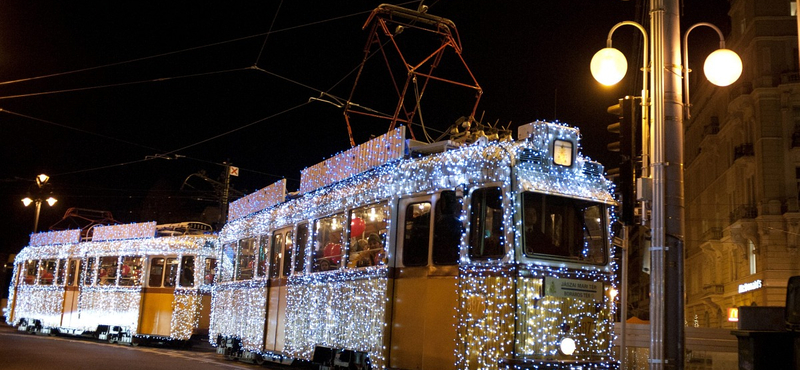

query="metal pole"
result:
[221,162,231,228]
[650,1,685,370]
[649,0,666,369]
[662,0,685,368]
[621,225,630,370]
[33,199,42,233]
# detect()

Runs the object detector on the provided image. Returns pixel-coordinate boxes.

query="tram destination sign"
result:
[544,277,604,301]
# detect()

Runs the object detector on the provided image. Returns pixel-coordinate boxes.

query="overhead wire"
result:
[254,0,284,66]
[7,1,422,180]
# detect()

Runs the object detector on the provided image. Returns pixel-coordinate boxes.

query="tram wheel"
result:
[108,335,116,344]
[254,356,265,365]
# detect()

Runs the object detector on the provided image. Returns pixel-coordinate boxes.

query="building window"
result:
[748,240,757,275]
[792,2,797,16]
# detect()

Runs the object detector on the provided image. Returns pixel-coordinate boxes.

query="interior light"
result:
[590,47,628,86]
[704,48,742,87]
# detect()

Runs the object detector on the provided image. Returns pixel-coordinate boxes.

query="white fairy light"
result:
[210,121,616,370]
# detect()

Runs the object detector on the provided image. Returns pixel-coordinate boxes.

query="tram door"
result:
[61,259,81,328]
[264,227,292,352]
[139,256,178,336]
[390,192,461,370]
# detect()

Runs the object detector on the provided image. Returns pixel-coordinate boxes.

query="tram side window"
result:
[433,191,463,265]
[180,256,195,287]
[165,258,178,287]
[219,243,235,282]
[282,230,294,277]
[403,202,431,267]
[469,187,505,260]
[83,257,96,286]
[40,260,57,285]
[270,229,293,278]
[148,257,178,287]
[522,192,606,264]
[149,258,165,287]
[97,256,119,286]
[294,223,310,274]
[203,258,216,284]
[120,256,143,286]
[349,202,389,268]
[22,260,38,285]
[236,238,256,281]
[56,259,67,285]
[313,213,346,272]
[257,236,269,277]
[67,260,81,287]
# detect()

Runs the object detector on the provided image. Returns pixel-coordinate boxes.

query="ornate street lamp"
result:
[22,174,57,233]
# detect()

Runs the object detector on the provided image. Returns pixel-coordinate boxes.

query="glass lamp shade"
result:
[46,197,58,206]
[21,197,33,207]
[704,48,742,87]
[590,47,628,86]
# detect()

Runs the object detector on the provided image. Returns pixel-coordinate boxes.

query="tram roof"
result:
[223,121,615,233]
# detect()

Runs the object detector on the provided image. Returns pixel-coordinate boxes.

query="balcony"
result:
[733,143,754,161]
[781,71,800,85]
[729,81,753,101]
[730,205,758,223]
[702,284,724,296]
[701,227,722,242]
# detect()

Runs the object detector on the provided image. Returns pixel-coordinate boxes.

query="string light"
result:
[211,121,618,370]
[7,223,217,342]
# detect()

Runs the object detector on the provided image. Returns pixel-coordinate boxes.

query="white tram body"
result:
[6,221,217,344]
[211,121,618,370]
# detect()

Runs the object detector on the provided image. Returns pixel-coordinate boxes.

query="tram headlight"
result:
[559,337,576,356]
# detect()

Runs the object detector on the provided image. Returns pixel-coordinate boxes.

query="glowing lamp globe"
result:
[590,47,628,86]
[704,48,742,87]
[559,337,577,355]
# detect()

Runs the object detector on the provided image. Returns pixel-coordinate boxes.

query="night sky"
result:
[0,0,731,255]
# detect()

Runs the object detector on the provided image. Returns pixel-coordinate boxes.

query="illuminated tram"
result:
[211,121,617,370]
[6,221,217,345]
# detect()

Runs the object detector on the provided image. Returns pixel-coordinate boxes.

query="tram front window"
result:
[522,192,606,264]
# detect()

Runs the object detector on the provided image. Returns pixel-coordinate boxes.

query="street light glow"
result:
[36,174,50,187]
[22,197,33,207]
[704,48,743,87]
[46,197,58,206]
[590,47,628,86]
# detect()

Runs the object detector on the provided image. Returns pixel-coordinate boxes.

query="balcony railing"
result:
[702,284,724,295]
[729,81,753,101]
[734,143,754,161]
[730,205,758,223]
[702,227,722,241]
[781,71,800,84]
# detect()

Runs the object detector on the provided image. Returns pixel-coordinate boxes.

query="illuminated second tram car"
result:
[211,122,618,370]
[6,221,217,345]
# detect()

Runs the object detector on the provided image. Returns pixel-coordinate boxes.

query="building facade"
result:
[684,0,800,328]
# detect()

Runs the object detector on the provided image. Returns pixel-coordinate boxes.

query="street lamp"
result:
[683,22,743,119]
[21,173,57,233]
[590,6,742,370]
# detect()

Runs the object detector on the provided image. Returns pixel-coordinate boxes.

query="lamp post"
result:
[590,1,741,369]
[21,174,57,233]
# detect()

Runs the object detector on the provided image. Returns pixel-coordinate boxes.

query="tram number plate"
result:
[544,277,603,302]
